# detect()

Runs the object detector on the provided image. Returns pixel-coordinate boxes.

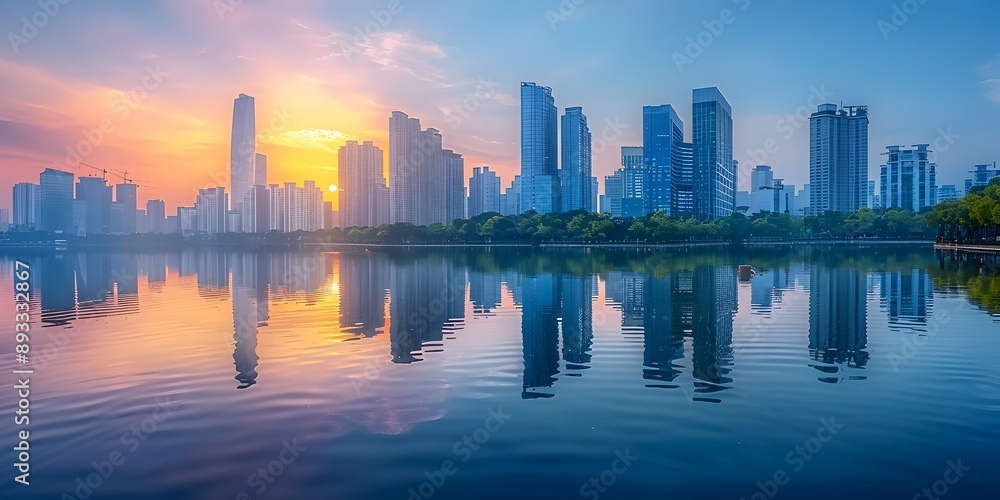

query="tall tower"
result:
[339,140,388,228]
[692,87,734,221]
[520,82,559,214]
[643,105,684,216]
[809,104,869,214]
[231,93,256,212]
[560,106,592,212]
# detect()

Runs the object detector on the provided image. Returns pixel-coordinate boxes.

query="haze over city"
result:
[2,0,999,213]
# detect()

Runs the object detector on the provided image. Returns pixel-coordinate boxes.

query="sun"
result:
[328,184,337,193]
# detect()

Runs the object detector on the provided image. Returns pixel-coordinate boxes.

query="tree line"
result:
[928,177,1000,243]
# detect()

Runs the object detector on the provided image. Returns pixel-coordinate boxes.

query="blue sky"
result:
[1,0,998,209]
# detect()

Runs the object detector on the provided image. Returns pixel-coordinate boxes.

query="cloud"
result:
[319,31,447,83]
[978,56,1000,103]
[272,129,354,152]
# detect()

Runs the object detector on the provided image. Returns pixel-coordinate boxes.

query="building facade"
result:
[39,168,75,233]
[879,145,936,212]
[692,87,735,221]
[469,166,501,217]
[560,106,593,212]
[231,93,256,212]
[339,140,389,228]
[809,104,869,214]
[520,82,560,214]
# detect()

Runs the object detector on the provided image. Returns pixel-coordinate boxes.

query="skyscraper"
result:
[692,87,735,221]
[880,145,937,212]
[469,166,501,217]
[560,106,593,212]
[231,93,256,212]
[146,200,166,233]
[254,152,267,187]
[643,104,684,216]
[195,187,228,234]
[39,168,74,233]
[603,168,625,218]
[338,140,389,228]
[809,104,869,214]
[389,111,464,226]
[520,82,559,214]
[76,176,112,234]
[12,182,39,230]
[620,146,645,217]
[750,165,775,214]
[115,183,138,234]
[673,141,695,218]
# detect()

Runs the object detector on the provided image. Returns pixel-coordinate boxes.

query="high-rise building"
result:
[12,182,40,230]
[231,93,256,212]
[560,106,593,212]
[798,184,811,216]
[444,150,465,223]
[75,176,112,234]
[254,153,267,187]
[389,111,464,226]
[39,168,74,233]
[809,104,869,214]
[621,146,645,217]
[303,181,323,231]
[520,82,560,214]
[501,175,521,216]
[880,145,937,212]
[338,140,389,228]
[0,208,8,232]
[178,206,197,235]
[146,200,166,233]
[750,165,775,214]
[115,183,138,234]
[692,87,735,221]
[643,105,684,216]
[268,184,285,232]
[603,168,625,218]
[469,166,501,217]
[242,185,270,233]
[673,141,695,218]
[196,187,228,234]
[867,180,878,210]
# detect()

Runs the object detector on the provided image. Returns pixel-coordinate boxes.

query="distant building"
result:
[867,180,878,210]
[520,82,560,214]
[621,146,645,217]
[880,145,936,212]
[389,111,465,225]
[750,165,775,214]
[177,207,197,235]
[469,166,501,217]
[268,184,285,232]
[115,183,138,234]
[643,104,684,215]
[965,164,1000,193]
[146,200,166,233]
[39,168,74,233]
[560,106,593,212]
[242,185,270,233]
[0,208,9,232]
[936,185,960,203]
[444,150,465,223]
[339,140,389,228]
[603,168,625,218]
[809,104,869,214]
[196,187,228,234]
[501,175,521,216]
[76,176,112,234]
[693,87,735,220]
[12,182,40,230]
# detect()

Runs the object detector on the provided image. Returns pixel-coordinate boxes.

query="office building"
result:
[115,183,138,234]
[501,175,521,216]
[146,200,166,233]
[231,93,257,212]
[196,187,228,234]
[965,164,1000,193]
[936,185,960,203]
[12,182,40,230]
[75,176,112,234]
[750,165,775,214]
[879,145,937,212]
[643,105,684,215]
[603,168,625,218]
[561,106,593,212]
[621,146,645,217]
[520,82,560,214]
[692,87,735,220]
[39,168,74,233]
[809,104,869,214]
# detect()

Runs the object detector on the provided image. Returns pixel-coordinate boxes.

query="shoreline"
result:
[934,243,1000,255]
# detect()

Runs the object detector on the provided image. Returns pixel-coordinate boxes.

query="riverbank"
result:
[934,242,1000,254]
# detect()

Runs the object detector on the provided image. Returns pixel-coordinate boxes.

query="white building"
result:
[196,187,228,234]
[809,104,869,214]
[880,145,937,212]
[338,140,389,228]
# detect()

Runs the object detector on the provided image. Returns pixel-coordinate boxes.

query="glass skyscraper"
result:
[230,93,256,212]
[520,82,559,214]
[560,106,593,212]
[621,146,644,217]
[692,87,734,221]
[642,105,684,216]
[39,168,74,233]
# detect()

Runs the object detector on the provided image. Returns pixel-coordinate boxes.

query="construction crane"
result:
[78,162,109,180]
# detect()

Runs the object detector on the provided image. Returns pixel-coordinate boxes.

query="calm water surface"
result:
[1,247,998,499]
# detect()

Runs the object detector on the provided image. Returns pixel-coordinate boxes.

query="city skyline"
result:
[2,1,999,213]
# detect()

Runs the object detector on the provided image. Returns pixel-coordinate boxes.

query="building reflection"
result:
[388,255,466,364]
[519,274,560,398]
[230,253,269,389]
[808,265,869,377]
[881,269,934,331]
[691,266,737,394]
[339,253,388,338]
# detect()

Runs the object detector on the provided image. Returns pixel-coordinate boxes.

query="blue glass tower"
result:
[520,82,559,214]
[692,87,734,221]
[560,106,592,212]
[643,105,684,216]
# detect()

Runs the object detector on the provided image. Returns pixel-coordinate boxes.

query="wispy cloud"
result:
[272,129,354,152]
[978,56,1000,103]
[320,31,447,83]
